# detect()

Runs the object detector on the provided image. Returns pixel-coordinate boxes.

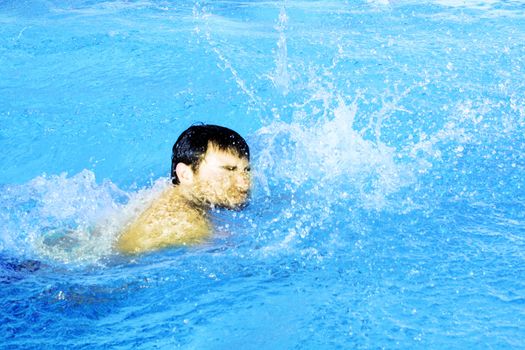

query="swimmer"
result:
[116,124,251,254]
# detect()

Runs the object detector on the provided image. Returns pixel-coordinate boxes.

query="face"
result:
[190,146,251,209]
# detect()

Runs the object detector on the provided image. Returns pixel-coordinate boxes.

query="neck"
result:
[167,184,210,213]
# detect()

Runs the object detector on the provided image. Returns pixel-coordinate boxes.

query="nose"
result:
[236,172,251,192]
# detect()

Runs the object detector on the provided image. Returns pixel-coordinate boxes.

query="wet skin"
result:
[116,146,251,254]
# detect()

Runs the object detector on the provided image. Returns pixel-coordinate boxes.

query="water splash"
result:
[247,84,521,260]
[0,170,170,265]
[255,95,416,209]
[268,4,291,95]
[191,3,263,109]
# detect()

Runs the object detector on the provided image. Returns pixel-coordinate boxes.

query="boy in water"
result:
[116,124,251,254]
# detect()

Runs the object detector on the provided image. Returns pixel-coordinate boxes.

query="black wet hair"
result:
[171,124,250,185]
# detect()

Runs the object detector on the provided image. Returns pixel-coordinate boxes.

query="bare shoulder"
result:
[116,187,211,254]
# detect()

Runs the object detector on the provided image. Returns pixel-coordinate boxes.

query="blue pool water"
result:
[1,0,524,348]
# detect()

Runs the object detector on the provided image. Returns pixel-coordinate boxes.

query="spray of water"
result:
[0,170,171,264]
[268,4,290,95]
[3,2,521,265]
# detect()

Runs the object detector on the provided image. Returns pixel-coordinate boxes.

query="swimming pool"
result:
[1,0,524,348]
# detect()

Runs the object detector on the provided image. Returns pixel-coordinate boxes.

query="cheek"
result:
[217,176,242,198]
[223,176,238,192]
[196,172,245,201]
[202,174,233,193]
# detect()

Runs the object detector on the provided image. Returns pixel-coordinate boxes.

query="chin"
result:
[231,200,250,211]
[215,197,250,211]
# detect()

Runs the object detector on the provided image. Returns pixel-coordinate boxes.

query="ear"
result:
[175,163,194,184]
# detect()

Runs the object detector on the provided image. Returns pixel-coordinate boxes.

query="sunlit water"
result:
[1,0,524,348]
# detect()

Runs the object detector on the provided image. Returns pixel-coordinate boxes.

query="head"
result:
[171,124,251,209]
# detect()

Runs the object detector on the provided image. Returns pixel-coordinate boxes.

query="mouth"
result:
[224,191,251,210]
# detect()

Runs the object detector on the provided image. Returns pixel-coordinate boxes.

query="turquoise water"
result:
[1,0,524,348]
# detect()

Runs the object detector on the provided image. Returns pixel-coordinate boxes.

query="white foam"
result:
[268,6,291,95]
[255,95,412,209]
[1,170,170,265]
[432,0,499,9]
